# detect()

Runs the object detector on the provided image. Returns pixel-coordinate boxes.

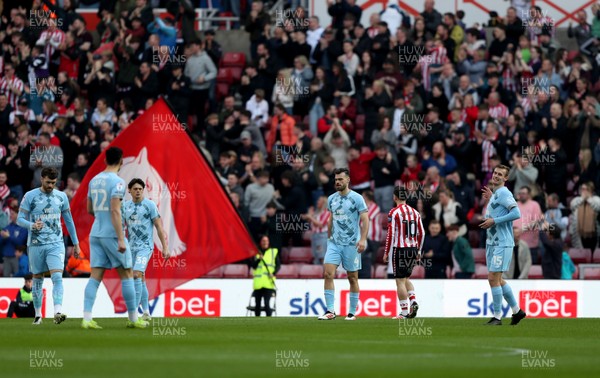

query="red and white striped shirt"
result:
[36,29,65,63]
[430,46,447,65]
[366,202,385,242]
[312,209,330,234]
[481,139,497,173]
[384,203,425,257]
[488,103,509,120]
[0,76,25,109]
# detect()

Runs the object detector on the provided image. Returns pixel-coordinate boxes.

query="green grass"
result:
[1,317,599,378]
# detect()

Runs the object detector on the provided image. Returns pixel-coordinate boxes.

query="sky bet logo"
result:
[290,293,327,315]
[467,293,512,317]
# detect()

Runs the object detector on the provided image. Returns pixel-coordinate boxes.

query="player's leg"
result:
[498,247,526,325]
[394,278,410,318]
[46,242,67,324]
[28,246,47,325]
[140,273,151,320]
[405,278,419,318]
[82,237,109,329]
[82,267,105,327]
[345,271,359,320]
[487,271,504,324]
[319,241,341,319]
[342,245,361,320]
[132,248,152,319]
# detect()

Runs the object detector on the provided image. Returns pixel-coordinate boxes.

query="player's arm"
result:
[62,208,80,258]
[153,217,170,259]
[110,197,126,252]
[383,212,395,263]
[87,198,94,216]
[417,214,425,256]
[16,207,33,230]
[357,211,369,252]
[327,210,333,239]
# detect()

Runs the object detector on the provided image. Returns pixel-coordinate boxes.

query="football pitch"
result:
[1,318,599,378]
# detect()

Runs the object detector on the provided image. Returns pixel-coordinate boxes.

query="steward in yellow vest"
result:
[7,274,35,318]
[249,236,280,316]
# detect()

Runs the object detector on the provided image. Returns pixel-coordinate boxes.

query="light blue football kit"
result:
[484,185,522,321]
[484,186,520,272]
[88,172,132,269]
[122,198,160,272]
[17,187,79,317]
[323,189,367,317]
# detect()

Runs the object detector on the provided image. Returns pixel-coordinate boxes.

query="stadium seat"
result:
[298,264,323,279]
[528,265,544,279]
[473,264,488,279]
[301,231,313,246]
[583,268,600,280]
[411,265,425,278]
[280,247,291,264]
[568,248,592,264]
[276,264,299,279]
[468,230,480,248]
[223,264,249,278]
[204,266,224,278]
[355,114,365,130]
[287,247,313,264]
[229,67,243,82]
[593,250,600,263]
[374,264,388,278]
[472,248,486,265]
[220,52,246,68]
[216,83,230,102]
[216,67,234,84]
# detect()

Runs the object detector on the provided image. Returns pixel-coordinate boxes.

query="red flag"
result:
[70,98,257,312]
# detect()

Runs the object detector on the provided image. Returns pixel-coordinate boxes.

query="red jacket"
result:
[349,152,376,185]
[267,113,296,153]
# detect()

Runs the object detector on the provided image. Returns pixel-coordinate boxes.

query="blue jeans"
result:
[309,101,324,137]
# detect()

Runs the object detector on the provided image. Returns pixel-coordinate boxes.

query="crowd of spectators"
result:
[0,0,599,279]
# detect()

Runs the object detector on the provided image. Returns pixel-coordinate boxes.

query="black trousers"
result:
[253,288,276,317]
[7,301,35,318]
[190,89,209,134]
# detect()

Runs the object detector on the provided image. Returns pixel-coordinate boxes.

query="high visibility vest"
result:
[20,288,33,302]
[253,248,278,290]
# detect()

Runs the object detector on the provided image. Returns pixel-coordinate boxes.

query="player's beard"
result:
[336,183,347,192]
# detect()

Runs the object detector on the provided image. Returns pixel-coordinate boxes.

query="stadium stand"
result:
[1,0,599,281]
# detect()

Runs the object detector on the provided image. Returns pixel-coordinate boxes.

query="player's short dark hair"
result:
[41,167,59,179]
[495,164,511,177]
[363,190,374,201]
[105,147,123,166]
[333,168,349,177]
[394,185,409,201]
[128,178,145,189]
